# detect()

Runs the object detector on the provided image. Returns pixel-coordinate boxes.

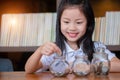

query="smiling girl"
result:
[25,0,120,73]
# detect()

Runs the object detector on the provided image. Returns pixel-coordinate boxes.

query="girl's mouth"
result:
[68,32,78,38]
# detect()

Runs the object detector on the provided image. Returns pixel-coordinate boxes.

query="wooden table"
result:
[0,71,120,80]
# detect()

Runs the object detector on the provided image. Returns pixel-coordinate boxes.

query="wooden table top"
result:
[0,71,120,80]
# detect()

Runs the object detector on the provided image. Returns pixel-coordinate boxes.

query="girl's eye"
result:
[63,21,69,24]
[76,22,82,24]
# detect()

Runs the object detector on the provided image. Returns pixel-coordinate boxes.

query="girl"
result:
[25,0,120,73]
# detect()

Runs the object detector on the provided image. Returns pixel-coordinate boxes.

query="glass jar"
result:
[72,53,90,76]
[49,55,70,77]
[91,47,110,76]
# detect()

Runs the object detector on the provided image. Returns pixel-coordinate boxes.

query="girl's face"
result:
[61,7,87,44]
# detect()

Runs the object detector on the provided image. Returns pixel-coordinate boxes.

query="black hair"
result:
[55,0,95,61]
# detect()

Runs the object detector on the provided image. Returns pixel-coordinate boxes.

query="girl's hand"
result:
[39,42,62,56]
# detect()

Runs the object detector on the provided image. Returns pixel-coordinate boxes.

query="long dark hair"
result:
[55,0,95,61]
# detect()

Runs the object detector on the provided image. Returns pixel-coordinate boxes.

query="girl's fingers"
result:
[40,42,62,56]
[49,43,62,55]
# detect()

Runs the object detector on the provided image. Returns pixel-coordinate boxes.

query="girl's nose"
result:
[69,23,76,30]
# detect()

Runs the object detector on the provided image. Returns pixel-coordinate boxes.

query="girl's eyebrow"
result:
[62,17,69,19]
[76,18,83,20]
[63,18,82,20]
[62,18,70,20]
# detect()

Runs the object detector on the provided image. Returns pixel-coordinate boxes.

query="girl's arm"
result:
[110,57,120,72]
[25,47,43,73]
[25,42,61,74]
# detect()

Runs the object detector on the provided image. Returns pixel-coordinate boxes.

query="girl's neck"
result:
[67,41,79,50]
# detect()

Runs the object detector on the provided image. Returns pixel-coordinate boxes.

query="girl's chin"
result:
[67,38,78,42]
